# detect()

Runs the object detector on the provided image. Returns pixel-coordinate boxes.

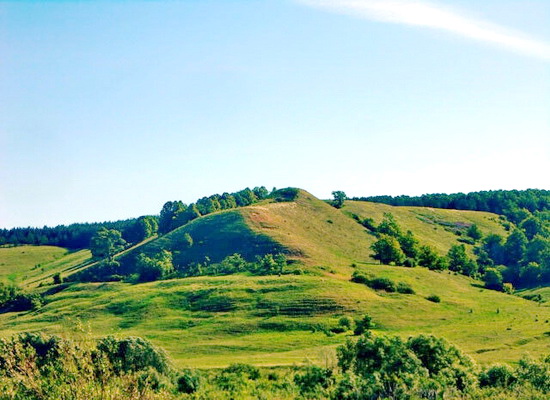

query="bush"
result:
[294,365,333,395]
[426,294,441,303]
[177,369,201,394]
[403,257,417,267]
[397,282,415,294]
[480,364,516,388]
[366,277,397,292]
[96,336,170,375]
[338,316,354,331]
[354,315,374,335]
[222,363,260,380]
[350,271,369,284]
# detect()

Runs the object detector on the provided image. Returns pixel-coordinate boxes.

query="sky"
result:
[1,0,549,228]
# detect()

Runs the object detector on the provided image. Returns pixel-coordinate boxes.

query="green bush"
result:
[397,282,415,294]
[479,364,516,388]
[353,315,374,335]
[177,369,201,394]
[367,277,397,292]
[350,271,369,284]
[96,336,170,375]
[294,365,333,396]
[426,294,441,303]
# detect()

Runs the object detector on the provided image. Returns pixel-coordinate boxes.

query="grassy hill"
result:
[0,189,547,369]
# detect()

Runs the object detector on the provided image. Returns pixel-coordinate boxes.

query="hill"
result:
[1,189,548,369]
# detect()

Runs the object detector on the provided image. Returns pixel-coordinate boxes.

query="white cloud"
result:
[298,0,550,61]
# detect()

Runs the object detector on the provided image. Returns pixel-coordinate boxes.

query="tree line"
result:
[0,186,279,249]
[353,189,549,223]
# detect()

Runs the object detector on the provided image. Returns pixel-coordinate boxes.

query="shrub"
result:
[354,315,374,335]
[480,364,516,388]
[338,316,354,331]
[426,294,441,303]
[52,273,62,285]
[403,257,417,267]
[96,336,170,375]
[177,369,201,394]
[397,282,415,294]
[294,365,333,395]
[222,363,260,380]
[350,271,369,284]
[367,277,397,292]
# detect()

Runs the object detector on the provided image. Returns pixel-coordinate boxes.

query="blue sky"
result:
[1,0,549,228]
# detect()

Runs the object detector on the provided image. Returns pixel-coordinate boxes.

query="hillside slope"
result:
[343,200,508,255]
[1,189,544,370]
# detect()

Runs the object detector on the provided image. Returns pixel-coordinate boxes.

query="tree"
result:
[482,234,506,266]
[124,216,158,243]
[504,230,527,266]
[466,224,483,241]
[418,245,447,270]
[371,235,405,265]
[136,250,174,282]
[331,191,347,209]
[398,230,419,259]
[377,213,402,238]
[447,244,477,275]
[90,228,126,261]
[158,201,187,234]
[484,267,503,291]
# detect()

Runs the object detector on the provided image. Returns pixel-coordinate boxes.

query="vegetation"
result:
[0,331,549,399]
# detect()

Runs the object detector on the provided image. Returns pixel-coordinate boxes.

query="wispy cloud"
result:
[297,0,550,61]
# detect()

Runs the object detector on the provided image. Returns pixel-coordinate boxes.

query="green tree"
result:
[158,201,187,234]
[504,229,527,266]
[484,267,504,291]
[90,228,126,261]
[398,230,419,259]
[377,213,402,238]
[447,244,477,275]
[466,224,483,241]
[331,191,347,209]
[418,245,447,270]
[371,235,405,265]
[136,250,174,282]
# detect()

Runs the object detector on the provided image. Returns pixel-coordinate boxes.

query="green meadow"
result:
[0,190,548,371]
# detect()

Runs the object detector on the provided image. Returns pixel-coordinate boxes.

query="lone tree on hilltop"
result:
[332,191,347,209]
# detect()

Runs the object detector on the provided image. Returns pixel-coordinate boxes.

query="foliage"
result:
[426,294,441,303]
[371,234,405,265]
[0,282,42,312]
[96,336,170,375]
[484,268,504,291]
[136,250,174,282]
[90,228,126,261]
[353,315,373,335]
[331,191,347,209]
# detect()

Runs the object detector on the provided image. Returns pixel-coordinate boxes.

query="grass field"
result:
[1,266,548,368]
[1,191,546,370]
[0,245,91,286]
[343,200,508,255]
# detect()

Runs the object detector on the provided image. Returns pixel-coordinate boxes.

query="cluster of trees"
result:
[0,186,276,249]
[365,211,550,291]
[474,224,549,289]
[0,282,43,312]
[0,219,141,249]
[158,187,270,234]
[355,189,549,223]
[72,251,289,283]
[3,331,548,399]
[367,213,462,271]
[185,253,287,278]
